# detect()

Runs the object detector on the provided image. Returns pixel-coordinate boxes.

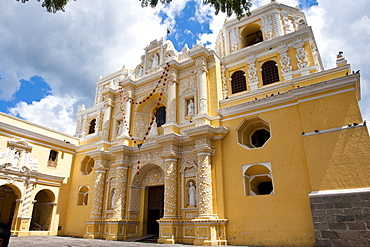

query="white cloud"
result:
[0,0,167,134]
[0,72,20,101]
[304,0,370,124]
[9,95,78,135]
[1,0,369,135]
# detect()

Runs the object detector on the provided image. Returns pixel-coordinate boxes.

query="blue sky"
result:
[0,76,51,113]
[0,0,369,135]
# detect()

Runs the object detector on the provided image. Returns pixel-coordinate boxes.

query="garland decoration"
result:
[118,62,171,177]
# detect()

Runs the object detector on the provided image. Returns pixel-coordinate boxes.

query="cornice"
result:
[76,102,104,117]
[86,149,110,159]
[1,169,65,186]
[75,140,98,153]
[183,125,229,140]
[0,122,77,154]
[0,112,78,140]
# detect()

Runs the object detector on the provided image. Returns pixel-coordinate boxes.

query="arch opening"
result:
[29,190,55,231]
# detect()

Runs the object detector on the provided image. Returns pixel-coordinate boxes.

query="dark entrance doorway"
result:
[147,185,164,235]
[0,185,17,227]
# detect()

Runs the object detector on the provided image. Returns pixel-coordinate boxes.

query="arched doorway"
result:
[0,185,18,227]
[147,185,164,235]
[29,190,55,231]
[129,164,164,236]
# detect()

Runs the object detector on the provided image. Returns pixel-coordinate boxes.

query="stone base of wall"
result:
[309,189,370,247]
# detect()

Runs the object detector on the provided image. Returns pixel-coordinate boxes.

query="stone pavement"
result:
[8,236,192,247]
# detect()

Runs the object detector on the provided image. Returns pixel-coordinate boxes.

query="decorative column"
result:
[197,65,208,115]
[121,93,132,136]
[197,150,214,218]
[163,158,178,218]
[166,76,177,124]
[21,180,34,217]
[278,45,293,81]
[82,115,88,138]
[157,141,181,245]
[272,10,283,37]
[246,56,258,90]
[117,87,133,146]
[16,179,35,236]
[162,71,178,135]
[113,166,128,219]
[294,41,310,76]
[91,169,107,219]
[101,98,113,142]
[84,167,106,239]
[183,126,229,246]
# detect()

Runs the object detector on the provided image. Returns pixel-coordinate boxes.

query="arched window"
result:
[262,61,279,85]
[240,24,264,49]
[231,71,247,94]
[78,186,89,206]
[156,106,166,127]
[88,119,96,134]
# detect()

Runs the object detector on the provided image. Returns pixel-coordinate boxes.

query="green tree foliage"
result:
[16,0,74,13]
[140,0,253,19]
[16,0,253,19]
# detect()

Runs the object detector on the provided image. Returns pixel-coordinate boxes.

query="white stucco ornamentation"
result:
[262,14,273,40]
[91,170,106,217]
[134,113,150,138]
[197,152,213,216]
[21,180,34,216]
[113,167,128,218]
[296,47,308,69]
[281,12,293,34]
[247,62,258,90]
[163,159,177,216]
[280,52,292,73]
[221,66,228,99]
[129,186,140,212]
[228,28,239,53]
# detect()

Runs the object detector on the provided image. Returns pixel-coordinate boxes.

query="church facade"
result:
[1,2,369,246]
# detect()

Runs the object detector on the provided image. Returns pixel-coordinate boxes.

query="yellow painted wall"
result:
[220,103,315,246]
[62,153,96,236]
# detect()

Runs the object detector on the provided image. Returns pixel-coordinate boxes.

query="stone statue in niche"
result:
[117,120,123,135]
[149,116,158,136]
[151,53,159,68]
[188,181,197,207]
[187,99,195,116]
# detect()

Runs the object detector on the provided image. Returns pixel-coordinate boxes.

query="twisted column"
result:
[163,158,178,218]
[113,166,128,219]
